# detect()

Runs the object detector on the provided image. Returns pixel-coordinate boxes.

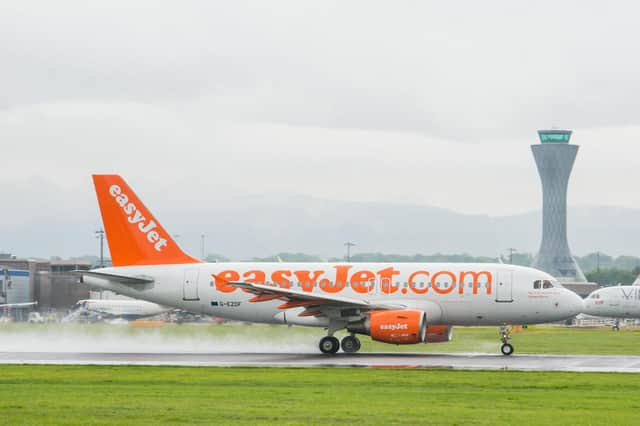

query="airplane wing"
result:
[0,302,37,308]
[76,270,155,286]
[228,281,406,317]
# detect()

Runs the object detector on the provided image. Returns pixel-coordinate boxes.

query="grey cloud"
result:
[3,1,640,139]
[2,0,640,260]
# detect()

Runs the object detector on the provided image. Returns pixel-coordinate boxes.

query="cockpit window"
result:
[533,279,555,289]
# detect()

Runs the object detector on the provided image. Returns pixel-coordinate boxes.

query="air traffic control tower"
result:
[530,129,587,283]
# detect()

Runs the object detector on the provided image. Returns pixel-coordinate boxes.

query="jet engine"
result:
[347,310,427,344]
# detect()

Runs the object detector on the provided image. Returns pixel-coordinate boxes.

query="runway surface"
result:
[1,351,640,372]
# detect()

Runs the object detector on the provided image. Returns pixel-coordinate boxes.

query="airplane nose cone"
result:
[582,298,596,315]
[564,289,584,316]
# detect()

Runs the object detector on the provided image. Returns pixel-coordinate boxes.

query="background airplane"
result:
[62,298,171,322]
[583,286,640,329]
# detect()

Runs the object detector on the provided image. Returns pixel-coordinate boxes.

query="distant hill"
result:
[146,194,640,260]
[4,191,640,260]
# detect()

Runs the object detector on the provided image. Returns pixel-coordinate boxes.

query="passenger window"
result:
[533,280,542,289]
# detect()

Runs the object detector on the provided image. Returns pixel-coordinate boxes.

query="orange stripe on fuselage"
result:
[211,267,493,297]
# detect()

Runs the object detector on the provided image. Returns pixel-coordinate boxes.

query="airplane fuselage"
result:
[584,286,640,319]
[85,262,583,327]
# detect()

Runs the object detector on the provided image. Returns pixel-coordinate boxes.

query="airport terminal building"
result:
[0,254,91,320]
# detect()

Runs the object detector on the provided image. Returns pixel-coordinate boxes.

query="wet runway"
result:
[1,351,639,372]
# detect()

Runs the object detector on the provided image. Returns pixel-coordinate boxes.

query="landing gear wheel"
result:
[319,336,340,354]
[341,335,361,353]
[499,325,513,356]
[501,343,514,356]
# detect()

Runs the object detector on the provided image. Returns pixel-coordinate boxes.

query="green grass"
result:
[0,366,639,425]
[2,323,639,355]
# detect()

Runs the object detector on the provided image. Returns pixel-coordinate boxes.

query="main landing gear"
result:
[318,334,361,354]
[500,326,514,356]
[319,336,340,354]
[341,335,361,353]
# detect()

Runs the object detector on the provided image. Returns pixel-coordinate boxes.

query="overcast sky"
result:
[2,1,640,257]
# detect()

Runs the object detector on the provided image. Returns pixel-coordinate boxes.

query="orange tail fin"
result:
[92,174,200,266]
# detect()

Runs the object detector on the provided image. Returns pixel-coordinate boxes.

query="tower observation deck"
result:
[530,129,587,282]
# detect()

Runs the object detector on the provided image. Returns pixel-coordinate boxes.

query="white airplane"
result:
[63,299,171,322]
[81,174,583,355]
[583,286,640,320]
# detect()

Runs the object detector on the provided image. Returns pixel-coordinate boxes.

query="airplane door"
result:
[183,269,200,301]
[495,271,513,303]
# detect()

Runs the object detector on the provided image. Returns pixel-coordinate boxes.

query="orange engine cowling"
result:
[425,325,453,343]
[348,310,427,344]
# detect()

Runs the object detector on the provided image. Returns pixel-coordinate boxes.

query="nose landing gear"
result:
[500,326,514,356]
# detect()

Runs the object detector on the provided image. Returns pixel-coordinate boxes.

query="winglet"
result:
[92,174,201,266]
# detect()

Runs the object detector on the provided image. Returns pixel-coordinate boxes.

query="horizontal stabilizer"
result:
[77,270,155,285]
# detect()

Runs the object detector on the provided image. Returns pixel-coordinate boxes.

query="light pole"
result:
[95,228,105,267]
[200,234,206,260]
[344,242,356,262]
[507,248,517,264]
